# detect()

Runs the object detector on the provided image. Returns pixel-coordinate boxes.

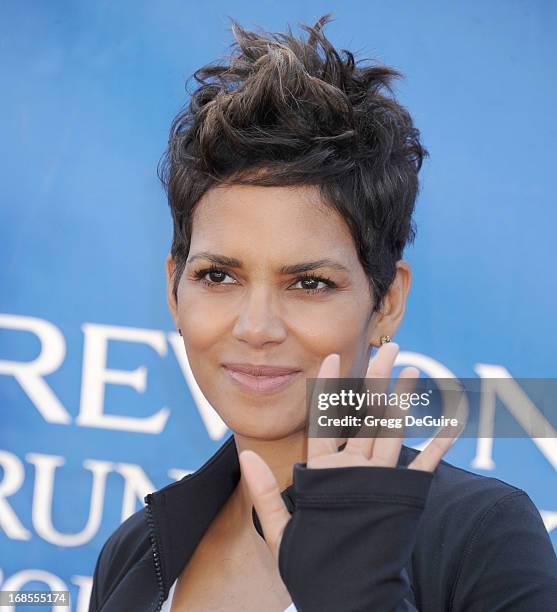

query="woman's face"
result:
[167,183,409,439]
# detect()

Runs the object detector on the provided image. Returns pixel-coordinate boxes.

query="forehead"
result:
[190,184,357,260]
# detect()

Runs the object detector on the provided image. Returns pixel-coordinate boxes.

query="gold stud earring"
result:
[380,335,391,345]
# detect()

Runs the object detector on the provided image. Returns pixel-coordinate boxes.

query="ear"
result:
[368,261,412,348]
[165,253,179,328]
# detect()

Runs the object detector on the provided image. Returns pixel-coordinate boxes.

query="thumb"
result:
[239,449,291,561]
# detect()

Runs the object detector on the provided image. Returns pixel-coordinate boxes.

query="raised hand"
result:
[239,343,462,563]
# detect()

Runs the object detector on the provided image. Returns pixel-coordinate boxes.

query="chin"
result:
[216,406,307,441]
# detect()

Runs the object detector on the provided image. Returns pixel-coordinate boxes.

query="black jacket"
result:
[88,434,557,611]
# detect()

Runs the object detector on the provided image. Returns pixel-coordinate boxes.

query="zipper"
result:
[145,493,165,612]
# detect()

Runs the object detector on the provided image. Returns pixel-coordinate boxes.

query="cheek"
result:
[177,291,232,350]
[287,298,371,353]
[291,296,373,379]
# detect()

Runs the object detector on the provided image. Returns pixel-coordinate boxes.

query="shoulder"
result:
[400,444,536,544]
[400,446,557,608]
[89,507,151,611]
[402,445,524,513]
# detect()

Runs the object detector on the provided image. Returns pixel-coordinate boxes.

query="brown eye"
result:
[194,266,236,287]
[292,274,336,295]
[207,270,226,283]
[299,278,322,291]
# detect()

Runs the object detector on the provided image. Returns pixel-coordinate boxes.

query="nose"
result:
[231,285,287,348]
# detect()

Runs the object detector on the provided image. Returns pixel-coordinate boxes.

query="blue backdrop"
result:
[1,1,556,610]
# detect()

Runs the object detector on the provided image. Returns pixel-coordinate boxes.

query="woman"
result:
[88,14,557,612]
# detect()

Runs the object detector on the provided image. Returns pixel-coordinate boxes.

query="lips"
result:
[222,363,302,395]
[222,363,301,376]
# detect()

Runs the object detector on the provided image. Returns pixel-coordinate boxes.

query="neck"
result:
[232,429,304,536]
[226,430,346,543]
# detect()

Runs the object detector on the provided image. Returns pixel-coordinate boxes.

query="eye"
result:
[291,274,336,295]
[193,266,237,287]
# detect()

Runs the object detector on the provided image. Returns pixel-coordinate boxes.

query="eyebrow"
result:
[186,251,350,275]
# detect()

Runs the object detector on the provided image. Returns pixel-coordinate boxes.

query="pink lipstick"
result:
[222,363,302,396]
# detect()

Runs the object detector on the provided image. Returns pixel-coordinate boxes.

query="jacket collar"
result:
[145,434,269,597]
[145,433,415,599]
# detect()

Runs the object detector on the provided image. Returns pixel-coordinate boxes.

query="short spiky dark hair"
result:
[159,13,428,315]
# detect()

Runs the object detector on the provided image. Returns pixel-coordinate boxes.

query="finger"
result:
[239,450,291,560]
[347,343,400,458]
[307,353,342,465]
[369,366,417,466]
[408,389,467,472]
[407,433,453,472]
[367,342,400,379]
